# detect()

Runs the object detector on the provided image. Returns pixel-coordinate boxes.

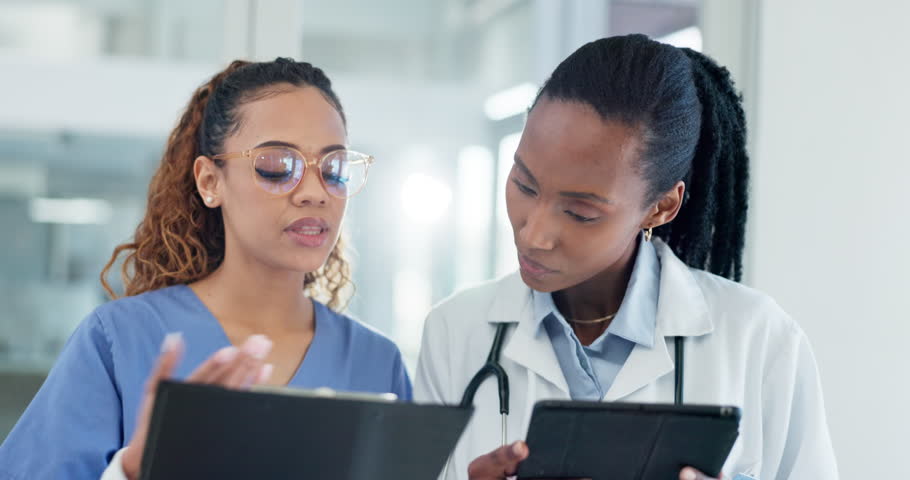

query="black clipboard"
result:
[140,381,473,479]
[516,401,741,480]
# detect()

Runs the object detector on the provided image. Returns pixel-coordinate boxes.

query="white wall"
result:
[745,1,910,477]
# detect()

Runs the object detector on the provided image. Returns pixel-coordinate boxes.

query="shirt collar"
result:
[531,235,661,348]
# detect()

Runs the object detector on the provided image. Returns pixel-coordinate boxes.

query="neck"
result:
[190,244,313,335]
[553,237,639,344]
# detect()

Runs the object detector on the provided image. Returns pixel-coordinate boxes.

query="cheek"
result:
[560,220,636,269]
[227,197,279,240]
[328,200,347,231]
[334,198,348,217]
[223,180,279,232]
[562,228,608,260]
[505,184,524,228]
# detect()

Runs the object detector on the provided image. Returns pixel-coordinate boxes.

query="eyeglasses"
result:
[213,146,375,199]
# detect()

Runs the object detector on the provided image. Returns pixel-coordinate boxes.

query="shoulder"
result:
[682,264,808,370]
[655,240,801,341]
[316,301,401,358]
[690,268,801,339]
[60,286,182,355]
[91,285,191,330]
[427,272,522,322]
[417,273,528,360]
[315,303,412,398]
[86,286,203,368]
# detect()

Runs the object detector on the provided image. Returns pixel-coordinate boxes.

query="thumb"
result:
[680,467,721,480]
[141,332,184,401]
[137,332,184,434]
[467,441,529,479]
[122,333,185,479]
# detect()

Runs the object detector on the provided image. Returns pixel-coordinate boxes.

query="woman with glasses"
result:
[0,58,410,480]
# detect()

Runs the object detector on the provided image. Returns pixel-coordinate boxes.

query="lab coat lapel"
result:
[488,273,570,395]
[605,240,713,401]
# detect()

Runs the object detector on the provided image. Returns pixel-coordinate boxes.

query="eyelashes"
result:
[255,168,293,182]
[512,178,600,224]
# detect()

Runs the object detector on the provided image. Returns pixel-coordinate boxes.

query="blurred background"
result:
[0,0,906,477]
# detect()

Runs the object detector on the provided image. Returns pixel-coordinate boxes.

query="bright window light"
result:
[400,173,453,224]
[29,197,113,225]
[657,26,703,52]
[495,133,522,276]
[393,269,432,353]
[455,145,495,286]
[483,83,538,121]
[456,145,495,237]
[496,132,522,225]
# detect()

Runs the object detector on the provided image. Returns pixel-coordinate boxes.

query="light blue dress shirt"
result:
[0,285,411,480]
[532,240,762,479]
[532,236,660,400]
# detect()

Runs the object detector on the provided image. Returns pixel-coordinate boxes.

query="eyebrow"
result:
[255,140,347,155]
[514,155,613,205]
[559,191,613,204]
[513,155,539,186]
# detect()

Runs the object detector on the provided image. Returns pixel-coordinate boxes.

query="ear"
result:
[641,181,685,230]
[194,155,223,207]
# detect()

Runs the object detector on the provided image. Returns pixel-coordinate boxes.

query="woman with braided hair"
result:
[415,35,838,480]
[0,58,411,480]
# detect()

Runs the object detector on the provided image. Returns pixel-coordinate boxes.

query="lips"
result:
[285,217,330,248]
[518,254,557,277]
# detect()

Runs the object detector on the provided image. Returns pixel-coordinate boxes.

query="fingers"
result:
[125,333,274,480]
[186,334,273,389]
[143,332,184,396]
[124,332,186,480]
[467,441,529,480]
[222,335,273,388]
[680,467,720,480]
[185,346,239,383]
[256,363,275,384]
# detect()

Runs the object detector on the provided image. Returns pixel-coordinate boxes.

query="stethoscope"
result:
[459,322,686,447]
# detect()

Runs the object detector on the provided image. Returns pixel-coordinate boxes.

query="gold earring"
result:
[644,227,653,242]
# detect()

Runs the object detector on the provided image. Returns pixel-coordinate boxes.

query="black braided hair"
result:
[534,34,749,281]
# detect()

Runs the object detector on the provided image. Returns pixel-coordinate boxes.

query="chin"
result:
[296,257,332,274]
[272,250,331,275]
[518,270,562,293]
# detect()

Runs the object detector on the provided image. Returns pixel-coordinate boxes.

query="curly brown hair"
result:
[101,59,354,310]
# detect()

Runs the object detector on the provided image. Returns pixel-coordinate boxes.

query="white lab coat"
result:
[414,240,839,480]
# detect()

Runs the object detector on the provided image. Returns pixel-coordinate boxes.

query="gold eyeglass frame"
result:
[212,146,375,199]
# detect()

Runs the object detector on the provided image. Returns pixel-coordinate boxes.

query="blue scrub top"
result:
[0,284,412,480]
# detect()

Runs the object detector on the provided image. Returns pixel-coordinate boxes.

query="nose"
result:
[517,204,557,251]
[290,162,330,207]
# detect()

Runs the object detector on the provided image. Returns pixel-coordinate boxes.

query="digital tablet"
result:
[140,381,473,480]
[517,401,741,480]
